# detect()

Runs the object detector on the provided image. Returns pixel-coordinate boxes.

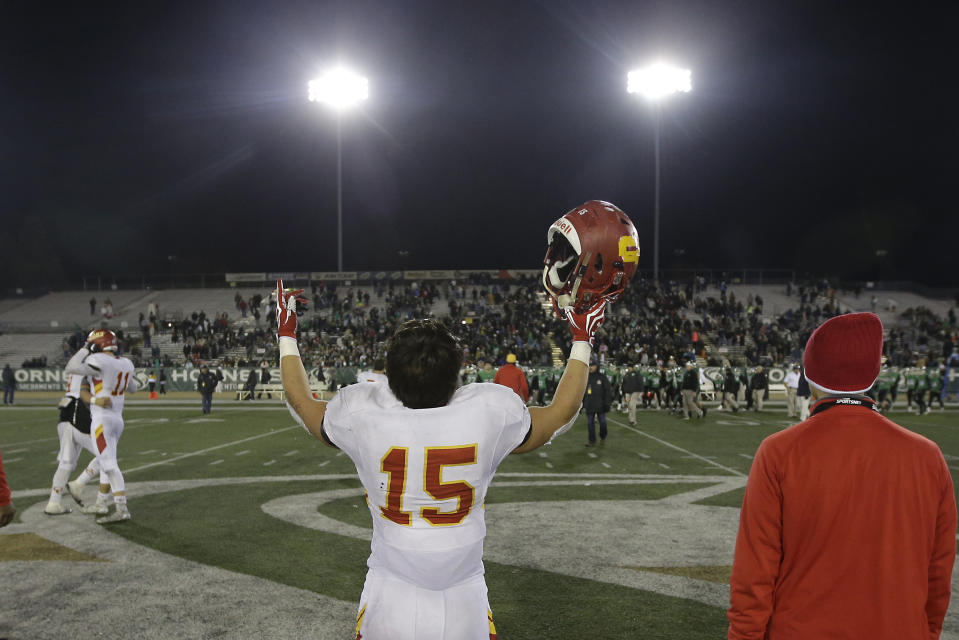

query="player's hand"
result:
[555,298,608,346]
[96,397,112,409]
[0,502,15,528]
[275,279,308,340]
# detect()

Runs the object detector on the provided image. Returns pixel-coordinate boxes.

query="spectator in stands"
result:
[2,364,15,406]
[583,358,612,447]
[750,366,768,411]
[493,353,529,403]
[728,313,956,639]
[197,364,217,414]
[89,296,96,315]
[0,447,13,527]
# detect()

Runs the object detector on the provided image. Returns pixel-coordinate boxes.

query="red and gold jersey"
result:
[64,373,84,399]
[324,382,530,590]
[66,351,138,415]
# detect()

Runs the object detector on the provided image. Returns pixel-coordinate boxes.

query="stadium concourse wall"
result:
[13,365,959,399]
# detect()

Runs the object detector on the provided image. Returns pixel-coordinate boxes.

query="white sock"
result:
[48,487,63,504]
[114,495,128,511]
[75,466,97,486]
[96,491,111,505]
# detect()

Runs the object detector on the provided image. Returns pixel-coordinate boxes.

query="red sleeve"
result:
[728,438,782,640]
[926,451,957,639]
[0,448,10,506]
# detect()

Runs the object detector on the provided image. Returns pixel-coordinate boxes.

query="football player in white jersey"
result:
[356,357,388,385]
[43,370,100,515]
[64,329,139,523]
[277,281,605,640]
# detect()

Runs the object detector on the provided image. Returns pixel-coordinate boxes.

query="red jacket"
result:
[0,448,10,506]
[493,363,529,403]
[728,399,956,639]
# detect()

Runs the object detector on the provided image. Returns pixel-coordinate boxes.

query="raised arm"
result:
[65,346,99,377]
[514,300,607,454]
[275,279,333,445]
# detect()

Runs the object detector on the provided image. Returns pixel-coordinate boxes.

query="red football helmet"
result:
[542,200,640,313]
[87,329,118,353]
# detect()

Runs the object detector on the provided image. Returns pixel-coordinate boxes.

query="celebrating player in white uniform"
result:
[43,372,100,515]
[274,203,638,640]
[64,329,139,523]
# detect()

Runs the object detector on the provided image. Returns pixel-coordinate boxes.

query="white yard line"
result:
[608,416,746,477]
[738,453,754,460]
[209,460,224,466]
[283,450,299,457]
[123,426,299,474]
[263,460,276,466]
[235,450,251,456]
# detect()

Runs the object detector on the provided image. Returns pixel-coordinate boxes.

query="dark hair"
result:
[386,319,462,409]
[373,357,386,371]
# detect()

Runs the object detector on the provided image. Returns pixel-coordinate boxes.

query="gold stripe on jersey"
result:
[93,378,103,394]
[488,610,497,639]
[354,604,367,639]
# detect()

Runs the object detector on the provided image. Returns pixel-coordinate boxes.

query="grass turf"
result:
[3,402,958,639]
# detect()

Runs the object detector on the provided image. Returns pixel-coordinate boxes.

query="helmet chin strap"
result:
[567,251,591,308]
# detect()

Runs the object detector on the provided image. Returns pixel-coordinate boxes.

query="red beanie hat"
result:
[804,312,883,395]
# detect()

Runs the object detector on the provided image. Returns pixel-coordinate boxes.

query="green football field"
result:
[3,400,959,639]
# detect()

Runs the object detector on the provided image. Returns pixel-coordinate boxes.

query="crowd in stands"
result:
[48,275,959,376]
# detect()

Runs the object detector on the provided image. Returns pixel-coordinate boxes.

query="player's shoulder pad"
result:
[453,382,528,417]
[332,380,404,416]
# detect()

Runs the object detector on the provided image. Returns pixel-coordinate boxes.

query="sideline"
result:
[607,416,746,477]
[122,425,301,473]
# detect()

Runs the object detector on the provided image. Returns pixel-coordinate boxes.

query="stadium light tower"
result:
[627,62,691,282]
[308,67,369,272]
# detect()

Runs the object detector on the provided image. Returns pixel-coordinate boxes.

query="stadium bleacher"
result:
[0,280,955,374]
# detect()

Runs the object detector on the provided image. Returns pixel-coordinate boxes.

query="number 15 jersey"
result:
[324,381,531,591]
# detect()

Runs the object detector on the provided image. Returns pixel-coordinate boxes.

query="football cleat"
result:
[80,502,110,515]
[96,509,131,524]
[543,200,640,314]
[66,480,86,506]
[43,502,72,515]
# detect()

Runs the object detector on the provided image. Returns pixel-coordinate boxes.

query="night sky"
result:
[3,1,957,287]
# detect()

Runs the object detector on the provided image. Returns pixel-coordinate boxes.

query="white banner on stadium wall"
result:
[9,367,295,393]
[310,272,359,281]
[225,273,267,283]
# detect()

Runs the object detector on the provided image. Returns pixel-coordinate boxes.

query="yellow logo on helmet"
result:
[618,235,640,263]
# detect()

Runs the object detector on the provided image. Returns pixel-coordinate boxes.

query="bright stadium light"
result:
[308,68,369,111]
[627,62,692,282]
[308,67,369,272]
[627,63,691,100]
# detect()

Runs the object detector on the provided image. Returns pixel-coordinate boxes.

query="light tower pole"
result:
[627,62,691,282]
[308,67,369,272]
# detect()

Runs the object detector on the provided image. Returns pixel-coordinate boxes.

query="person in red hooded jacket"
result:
[0,448,14,527]
[728,312,956,639]
[493,353,529,403]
